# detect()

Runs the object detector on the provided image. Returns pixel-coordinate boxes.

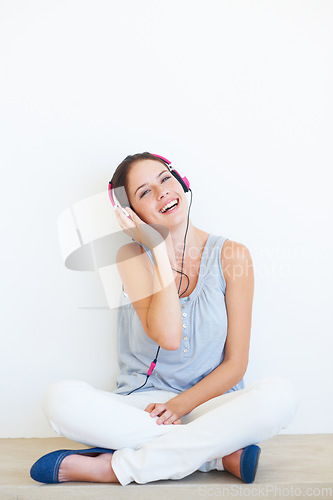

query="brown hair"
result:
[110,152,167,208]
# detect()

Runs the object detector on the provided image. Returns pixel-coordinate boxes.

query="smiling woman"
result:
[30,152,299,487]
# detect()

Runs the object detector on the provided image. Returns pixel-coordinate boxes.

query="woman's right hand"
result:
[114,205,169,250]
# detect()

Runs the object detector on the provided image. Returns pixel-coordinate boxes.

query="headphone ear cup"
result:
[171,170,190,193]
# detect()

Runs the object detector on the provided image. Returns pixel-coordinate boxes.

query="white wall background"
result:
[1,0,332,437]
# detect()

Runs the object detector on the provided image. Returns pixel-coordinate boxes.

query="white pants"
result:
[42,376,298,486]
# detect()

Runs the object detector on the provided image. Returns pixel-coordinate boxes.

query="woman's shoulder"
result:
[116,241,153,268]
[116,241,142,260]
[220,239,253,284]
[221,239,252,257]
[197,230,252,261]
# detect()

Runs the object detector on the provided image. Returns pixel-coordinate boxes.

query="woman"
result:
[30,152,298,486]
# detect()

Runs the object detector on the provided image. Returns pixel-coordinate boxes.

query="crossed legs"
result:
[42,376,298,485]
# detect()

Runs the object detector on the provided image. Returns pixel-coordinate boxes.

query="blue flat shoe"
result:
[240,445,261,483]
[30,447,115,484]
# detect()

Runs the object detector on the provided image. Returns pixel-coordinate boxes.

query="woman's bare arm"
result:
[116,241,183,351]
[145,241,254,424]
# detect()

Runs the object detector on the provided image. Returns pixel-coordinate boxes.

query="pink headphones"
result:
[108,153,190,209]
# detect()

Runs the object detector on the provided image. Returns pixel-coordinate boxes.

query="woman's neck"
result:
[164,221,208,266]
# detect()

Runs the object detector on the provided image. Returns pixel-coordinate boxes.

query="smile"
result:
[159,198,179,214]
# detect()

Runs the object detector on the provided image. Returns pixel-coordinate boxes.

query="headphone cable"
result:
[125,188,193,395]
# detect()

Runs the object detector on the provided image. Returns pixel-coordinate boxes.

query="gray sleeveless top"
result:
[113,234,245,395]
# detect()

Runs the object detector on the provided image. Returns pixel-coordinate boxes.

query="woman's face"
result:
[126,159,188,226]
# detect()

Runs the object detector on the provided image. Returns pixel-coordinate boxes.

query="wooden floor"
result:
[0,435,332,500]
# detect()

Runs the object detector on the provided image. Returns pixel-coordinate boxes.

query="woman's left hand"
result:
[144,401,183,425]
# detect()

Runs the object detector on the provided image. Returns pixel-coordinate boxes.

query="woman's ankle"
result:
[222,449,243,479]
[58,453,118,483]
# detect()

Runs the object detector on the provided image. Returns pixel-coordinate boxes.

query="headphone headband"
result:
[150,153,171,165]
